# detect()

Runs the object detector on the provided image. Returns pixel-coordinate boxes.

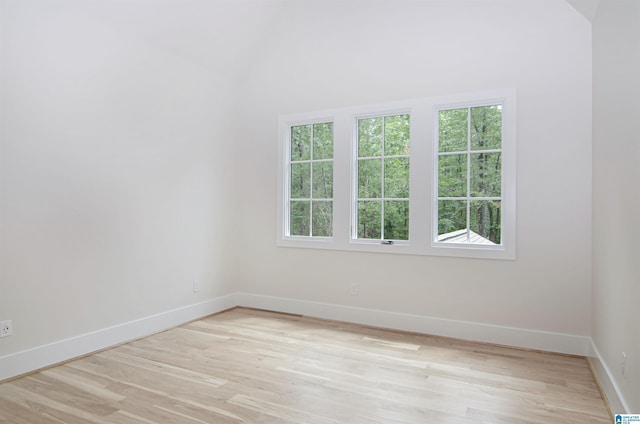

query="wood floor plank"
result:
[0,308,611,423]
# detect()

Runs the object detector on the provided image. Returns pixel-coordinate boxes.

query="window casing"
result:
[277,89,516,259]
[435,104,503,246]
[355,114,410,242]
[286,122,334,238]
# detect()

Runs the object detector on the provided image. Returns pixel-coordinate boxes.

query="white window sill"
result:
[277,237,515,260]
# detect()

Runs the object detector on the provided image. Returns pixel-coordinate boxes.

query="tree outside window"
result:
[437,105,502,245]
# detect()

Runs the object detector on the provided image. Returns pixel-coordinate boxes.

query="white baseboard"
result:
[0,292,594,383]
[589,340,630,413]
[236,292,591,356]
[0,294,237,382]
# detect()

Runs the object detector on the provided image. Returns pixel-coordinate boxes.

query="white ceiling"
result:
[566,0,601,22]
[58,0,286,81]
[19,0,596,80]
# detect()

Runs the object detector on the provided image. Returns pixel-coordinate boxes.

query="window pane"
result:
[471,105,502,150]
[438,154,467,197]
[290,163,310,198]
[470,152,501,197]
[470,200,501,244]
[439,108,468,152]
[437,200,467,241]
[358,201,381,239]
[384,114,410,156]
[312,162,333,199]
[313,122,333,160]
[291,124,311,161]
[312,201,332,237]
[358,159,382,198]
[290,201,310,236]
[384,200,409,240]
[358,117,383,157]
[384,157,409,198]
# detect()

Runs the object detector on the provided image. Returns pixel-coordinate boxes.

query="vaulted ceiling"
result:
[44,0,286,81]
[6,0,596,82]
[566,0,600,21]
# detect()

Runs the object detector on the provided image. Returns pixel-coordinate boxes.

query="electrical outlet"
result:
[0,320,12,338]
[622,352,627,377]
[350,283,358,295]
[193,279,201,293]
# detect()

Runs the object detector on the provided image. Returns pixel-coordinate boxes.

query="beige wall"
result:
[236,1,593,336]
[0,0,605,394]
[0,2,239,356]
[592,0,640,412]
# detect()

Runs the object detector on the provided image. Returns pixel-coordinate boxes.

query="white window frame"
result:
[279,115,336,246]
[351,110,412,246]
[285,120,335,239]
[276,89,516,259]
[431,93,516,259]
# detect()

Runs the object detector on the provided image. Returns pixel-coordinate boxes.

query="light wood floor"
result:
[0,308,610,423]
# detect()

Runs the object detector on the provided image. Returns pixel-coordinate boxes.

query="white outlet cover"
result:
[0,320,12,337]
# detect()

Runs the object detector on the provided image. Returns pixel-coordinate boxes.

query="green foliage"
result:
[313,162,333,199]
[471,152,501,197]
[470,200,501,243]
[384,201,409,240]
[312,201,332,237]
[358,117,383,157]
[358,159,382,198]
[290,163,310,198]
[289,122,334,237]
[384,114,410,155]
[438,154,466,197]
[290,201,310,236]
[471,105,501,150]
[358,201,381,239]
[357,114,410,240]
[437,105,503,244]
[384,158,409,199]
[291,125,311,161]
[290,199,334,238]
[313,122,333,159]
[439,108,468,152]
[438,200,466,236]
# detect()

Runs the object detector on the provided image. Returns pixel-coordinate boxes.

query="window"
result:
[287,122,334,237]
[277,89,515,259]
[435,105,503,245]
[355,114,410,241]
